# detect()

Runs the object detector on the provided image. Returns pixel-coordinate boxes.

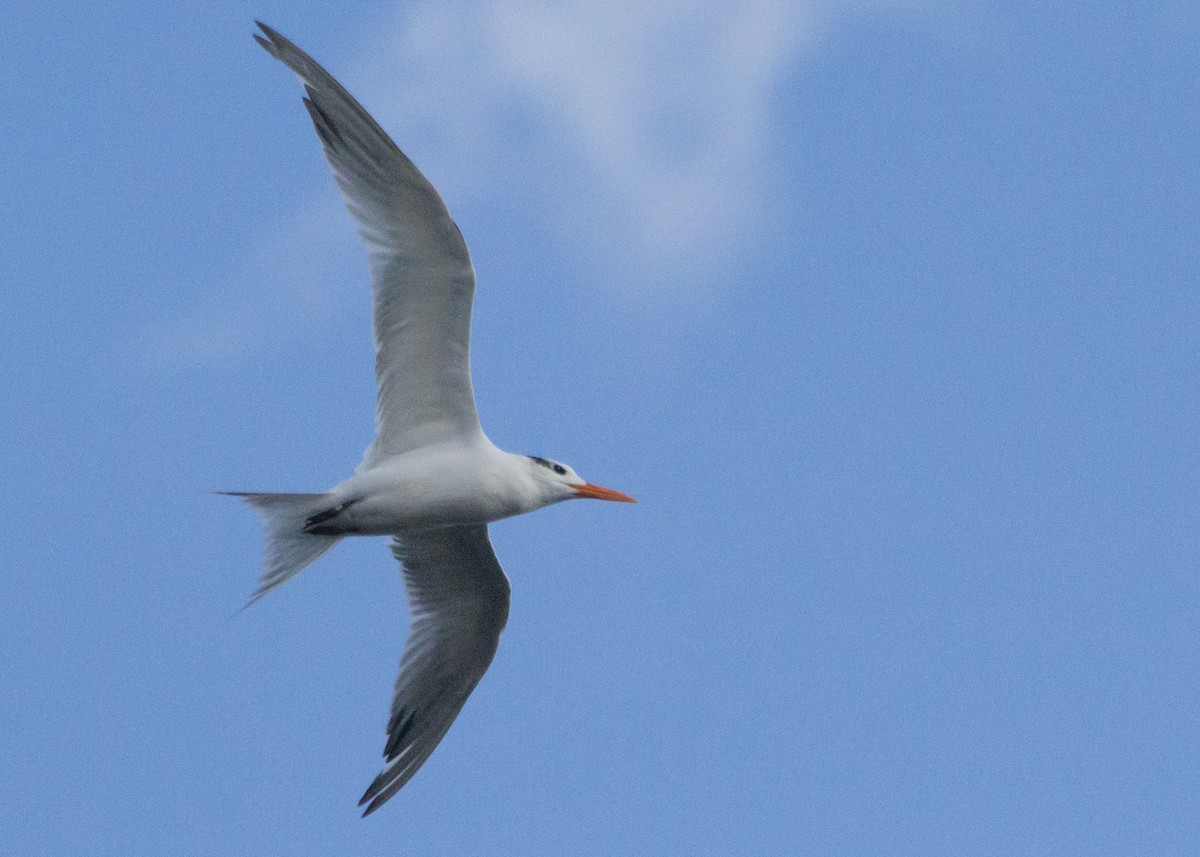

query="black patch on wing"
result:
[302,500,357,535]
[383,708,417,760]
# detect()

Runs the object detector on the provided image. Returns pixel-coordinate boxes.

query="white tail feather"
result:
[225,492,343,604]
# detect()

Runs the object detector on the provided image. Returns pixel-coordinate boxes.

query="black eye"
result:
[553,464,567,475]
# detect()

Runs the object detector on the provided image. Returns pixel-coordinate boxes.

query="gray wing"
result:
[256,23,482,465]
[359,525,511,815]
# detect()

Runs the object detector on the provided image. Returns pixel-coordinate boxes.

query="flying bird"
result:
[230,22,635,816]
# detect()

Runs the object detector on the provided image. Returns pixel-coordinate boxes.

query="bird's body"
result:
[230,22,633,816]
[315,439,562,535]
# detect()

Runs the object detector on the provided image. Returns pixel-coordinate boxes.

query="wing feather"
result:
[256,23,482,464]
[358,525,510,815]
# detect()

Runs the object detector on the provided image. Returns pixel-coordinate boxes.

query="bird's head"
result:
[524,455,636,505]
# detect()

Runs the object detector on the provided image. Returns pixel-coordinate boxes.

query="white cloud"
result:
[354,0,946,301]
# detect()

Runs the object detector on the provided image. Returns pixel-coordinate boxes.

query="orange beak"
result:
[573,483,637,503]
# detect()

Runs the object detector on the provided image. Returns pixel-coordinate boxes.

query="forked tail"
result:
[224,492,343,605]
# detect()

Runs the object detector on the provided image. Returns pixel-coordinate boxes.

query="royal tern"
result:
[228,22,635,816]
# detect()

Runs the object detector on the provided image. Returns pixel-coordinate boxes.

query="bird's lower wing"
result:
[255,23,482,465]
[359,525,511,815]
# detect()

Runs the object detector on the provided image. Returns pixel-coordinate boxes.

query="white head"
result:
[524,455,636,507]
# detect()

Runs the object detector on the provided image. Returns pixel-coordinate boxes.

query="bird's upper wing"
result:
[358,525,510,815]
[256,23,482,465]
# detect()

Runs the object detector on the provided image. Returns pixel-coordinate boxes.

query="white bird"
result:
[229,22,635,816]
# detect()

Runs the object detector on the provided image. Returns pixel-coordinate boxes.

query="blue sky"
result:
[3,1,1199,854]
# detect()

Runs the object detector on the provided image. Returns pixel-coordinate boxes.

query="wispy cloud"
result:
[141,197,359,367]
[358,0,948,299]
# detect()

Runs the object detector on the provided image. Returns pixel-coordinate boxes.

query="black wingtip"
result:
[383,710,416,759]
[253,21,285,58]
[358,763,395,811]
[359,782,389,817]
[358,783,378,810]
[302,96,345,149]
[359,774,382,805]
